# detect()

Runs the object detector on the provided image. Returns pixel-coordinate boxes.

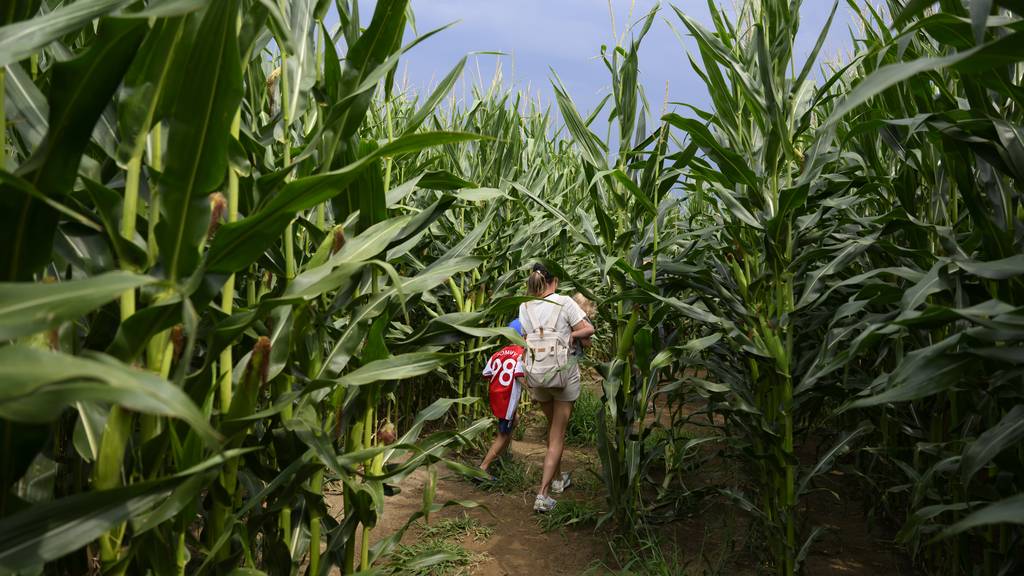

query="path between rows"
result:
[326,386,916,575]
[326,427,609,575]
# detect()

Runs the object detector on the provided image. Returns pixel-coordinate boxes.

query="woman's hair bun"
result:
[532,263,554,282]
[526,262,556,296]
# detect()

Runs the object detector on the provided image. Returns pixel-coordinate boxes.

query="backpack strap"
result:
[544,298,565,332]
[523,303,543,335]
[524,296,565,337]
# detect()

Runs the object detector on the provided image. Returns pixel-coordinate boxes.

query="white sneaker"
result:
[550,472,571,494]
[533,493,557,513]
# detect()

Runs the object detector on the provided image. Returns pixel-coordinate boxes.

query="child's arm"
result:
[508,376,523,418]
[482,355,495,380]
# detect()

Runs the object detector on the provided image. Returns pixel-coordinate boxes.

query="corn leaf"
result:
[333,352,458,387]
[206,132,480,273]
[961,405,1024,484]
[115,15,189,165]
[155,0,241,281]
[0,271,155,339]
[283,0,316,125]
[0,0,133,67]
[0,478,179,571]
[847,338,975,408]
[2,62,46,148]
[936,493,1024,540]
[0,346,219,445]
[0,17,145,280]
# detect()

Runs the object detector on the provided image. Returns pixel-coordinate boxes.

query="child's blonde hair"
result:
[572,293,596,318]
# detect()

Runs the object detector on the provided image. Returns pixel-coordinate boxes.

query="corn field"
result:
[0,0,1022,574]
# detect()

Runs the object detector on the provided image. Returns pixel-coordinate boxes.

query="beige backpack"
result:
[522,299,570,389]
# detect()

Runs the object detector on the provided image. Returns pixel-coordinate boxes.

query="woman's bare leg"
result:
[539,400,553,425]
[538,400,572,497]
[537,401,561,479]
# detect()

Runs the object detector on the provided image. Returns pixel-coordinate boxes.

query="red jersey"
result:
[482,345,524,421]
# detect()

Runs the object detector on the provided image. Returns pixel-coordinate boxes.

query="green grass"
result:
[416,513,493,543]
[386,513,493,576]
[477,455,540,495]
[643,426,704,452]
[513,407,538,441]
[569,467,604,494]
[566,387,605,446]
[385,539,490,576]
[583,531,692,576]
[536,498,601,533]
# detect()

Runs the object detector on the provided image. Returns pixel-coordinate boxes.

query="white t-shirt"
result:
[518,293,586,339]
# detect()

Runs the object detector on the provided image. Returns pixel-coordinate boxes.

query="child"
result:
[478,319,526,478]
[571,293,596,357]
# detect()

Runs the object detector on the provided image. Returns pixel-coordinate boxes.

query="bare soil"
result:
[801,470,919,575]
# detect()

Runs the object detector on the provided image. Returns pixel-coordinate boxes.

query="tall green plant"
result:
[543,4,708,530]
[0,2,499,574]
[659,0,1024,574]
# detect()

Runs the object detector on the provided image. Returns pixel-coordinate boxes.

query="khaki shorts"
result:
[527,366,581,403]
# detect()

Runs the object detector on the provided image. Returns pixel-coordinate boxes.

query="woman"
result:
[519,263,594,513]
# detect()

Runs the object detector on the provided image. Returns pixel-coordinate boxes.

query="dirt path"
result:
[326,418,611,575]
[325,380,917,575]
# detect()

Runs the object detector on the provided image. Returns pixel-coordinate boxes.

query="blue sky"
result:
[349,1,859,119]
